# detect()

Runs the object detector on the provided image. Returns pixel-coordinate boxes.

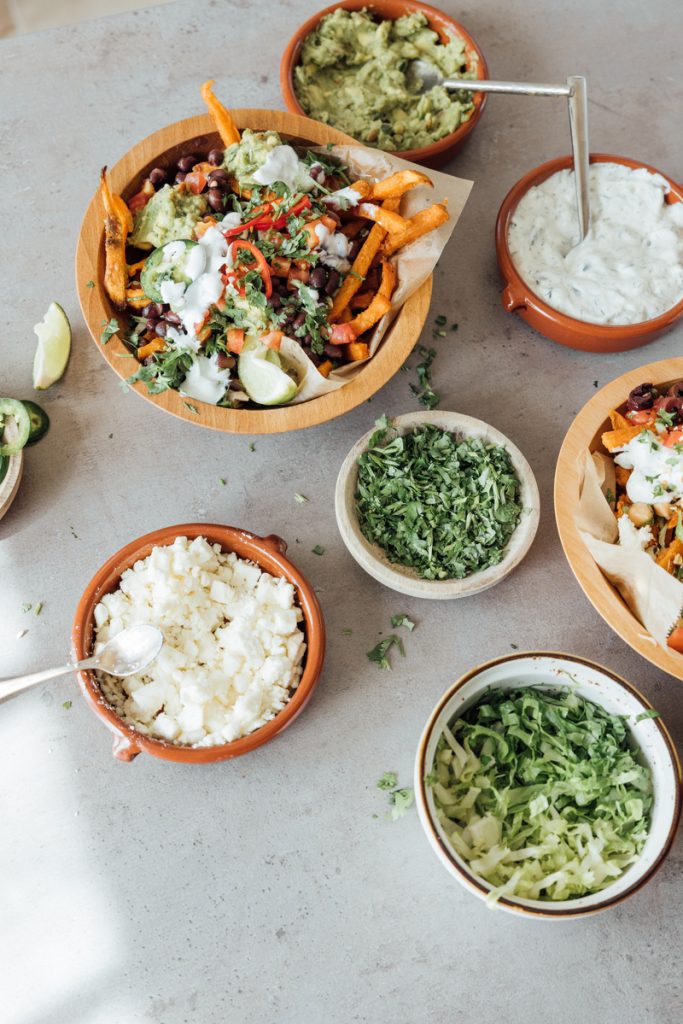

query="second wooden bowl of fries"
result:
[75,83,459,435]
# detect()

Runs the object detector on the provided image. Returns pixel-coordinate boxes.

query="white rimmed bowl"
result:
[415,652,682,919]
[334,411,540,599]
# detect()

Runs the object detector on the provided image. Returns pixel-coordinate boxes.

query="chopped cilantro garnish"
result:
[294,493,308,503]
[62,700,73,710]
[635,709,661,722]
[34,602,43,616]
[21,602,32,613]
[100,318,120,345]
[312,544,325,556]
[183,401,199,414]
[86,280,94,289]
[367,634,404,670]
[390,788,414,820]
[218,478,226,486]
[391,613,415,631]
[341,628,353,636]
[377,772,398,790]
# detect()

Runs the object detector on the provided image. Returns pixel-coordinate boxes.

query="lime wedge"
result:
[238,343,299,406]
[33,302,71,390]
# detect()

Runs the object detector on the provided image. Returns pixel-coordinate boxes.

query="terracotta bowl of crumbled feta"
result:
[71,524,325,762]
[495,153,683,353]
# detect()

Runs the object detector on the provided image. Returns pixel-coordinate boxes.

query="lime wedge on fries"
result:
[238,343,298,406]
[33,302,71,390]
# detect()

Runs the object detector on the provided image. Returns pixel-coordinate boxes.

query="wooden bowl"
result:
[495,153,683,353]
[71,523,326,763]
[335,410,540,598]
[0,452,23,522]
[555,357,683,680]
[280,0,488,169]
[76,109,432,435]
[415,652,682,918]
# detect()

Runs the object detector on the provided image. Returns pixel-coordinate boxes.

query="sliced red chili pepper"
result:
[223,203,274,238]
[269,195,312,230]
[230,239,272,298]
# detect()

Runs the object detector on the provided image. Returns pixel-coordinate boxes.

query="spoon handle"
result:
[441,78,571,97]
[0,657,99,703]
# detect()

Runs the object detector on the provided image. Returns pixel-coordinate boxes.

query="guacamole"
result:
[223,129,315,192]
[293,9,476,152]
[130,184,208,249]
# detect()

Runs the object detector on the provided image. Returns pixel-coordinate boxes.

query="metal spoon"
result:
[0,624,164,704]
[407,61,591,242]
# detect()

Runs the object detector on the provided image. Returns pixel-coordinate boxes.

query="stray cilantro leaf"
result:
[434,314,447,327]
[34,602,43,616]
[312,544,325,556]
[391,613,415,631]
[218,478,226,486]
[62,700,72,710]
[183,401,199,414]
[86,280,94,288]
[593,380,599,388]
[100,317,119,345]
[367,634,404,670]
[21,602,32,613]
[377,772,398,790]
[295,493,309,504]
[390,788,414,820]
[341,628,353,636]
[450,323,459,332]
[635,709,661,722]
[249,442,256,452]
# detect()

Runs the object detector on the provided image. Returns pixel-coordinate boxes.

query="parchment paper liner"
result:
[286,145,473,403]
[576,448,683,649]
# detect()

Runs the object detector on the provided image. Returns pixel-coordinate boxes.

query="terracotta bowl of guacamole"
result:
[280,0,488,168]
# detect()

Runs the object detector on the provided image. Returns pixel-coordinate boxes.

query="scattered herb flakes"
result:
[411,345,440,409]
[377,771,398,790]
[312,544,325,556]
[391,613,415,631]
[218,478,226,486]
[593,380,599,388]
[356,418,522,580]
[118,380,130,394]
[21,602,32,613]
[635,709,661,722]
[341,628,353,636]
[34,602,43,616]
[390,788,414,820]
[108,433,113,440]
[450,323,459,332]
[183,401,199,415]
[69,525,79,540]
[294,493,309,504]
[510,642,519,650]
[86,280,95,289]
[16,629,27,640]
[100,317,119,345]
[434,314,447,327]
[367,634,404,670]
[249,442,256,452]
[114,353,136,359]
[62,700,73,710]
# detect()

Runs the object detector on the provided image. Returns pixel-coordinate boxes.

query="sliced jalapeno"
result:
[0,398,31,456]
[21,400,50,445]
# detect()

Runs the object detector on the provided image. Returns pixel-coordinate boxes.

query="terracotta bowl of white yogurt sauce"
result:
[495,153,683,353]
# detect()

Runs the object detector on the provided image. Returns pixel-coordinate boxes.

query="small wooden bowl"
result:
[76,109,432,435]
[335,411,540,598]
[0,452,23,522]
[280,0,488,169]
[71,523,326,763]
[555,357,683,680]
[495,153,683,353]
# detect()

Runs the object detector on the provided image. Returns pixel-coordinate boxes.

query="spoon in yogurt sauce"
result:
[0,624,163,704]
[407,62,591,242]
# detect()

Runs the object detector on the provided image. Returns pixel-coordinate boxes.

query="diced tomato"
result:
[270,255,292,277]
[330,323,358,345]
[184,171,208,195]
[287,265,310,289]
[261,331,283,351]
[667,627,683,653]
[226,328,245,354]
[628,410,655,424]
[128,190,151,213]
[663,428,683,447]
[192,161,215,175]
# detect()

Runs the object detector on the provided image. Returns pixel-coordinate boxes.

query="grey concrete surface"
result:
[1,1,682,1022]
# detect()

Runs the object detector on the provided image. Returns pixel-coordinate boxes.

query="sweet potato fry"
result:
[346,260,396,336]
[100,167,129,310]
[317,360,333,378]
[350,291,374,310]
[347,180,373,200]
[601,425,646,452]
[358,202,410,234]
[383,203,449,256]
[615,465,632,488]
[329,198,400,322]
[610,409,631,430]
[201,79,240,147]
[657,537,683,573]
[347,342,370,362]
[370,169,432,200]
[340,219,366,239]
[137,337,166,360]
[125,286,149,310]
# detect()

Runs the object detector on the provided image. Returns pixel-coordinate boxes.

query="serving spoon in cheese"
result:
[407,63,591,243]
[0,624,163,703]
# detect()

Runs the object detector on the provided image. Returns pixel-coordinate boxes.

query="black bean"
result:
[309,164,324,182]
[216,351,234,369]
[308,351,322,367]
[325,270,341,296]
[146,317,159,331]
[668,380,683,399]
[348,239,361,260]
[207,189,225,213]
[149,167,167,187]
[324,342,343,359]
[208,168,230,184]
[154,321,168,338]
[292,312,307,331]
[163,311,182,326]
[142,303,155,318]
[177,154,198,173]
[175,171,187,184]
[208,148,224,166]
[267,293,282,310]
[310,266,327,290]
[326,210,341,226]
[627,383,658,411]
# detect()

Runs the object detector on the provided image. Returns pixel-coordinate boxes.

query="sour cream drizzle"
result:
[508,164,683,325]
[614,430,683,504]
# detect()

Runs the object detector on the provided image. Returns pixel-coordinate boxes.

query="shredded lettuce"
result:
[427,687,652,904]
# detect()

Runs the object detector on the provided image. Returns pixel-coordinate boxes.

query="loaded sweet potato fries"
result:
[98,82,448,408]
[602,379,683,652]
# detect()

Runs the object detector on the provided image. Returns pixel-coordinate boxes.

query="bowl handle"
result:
[112,734,140,762]
[260,534,288,555]
[501,284,527,313]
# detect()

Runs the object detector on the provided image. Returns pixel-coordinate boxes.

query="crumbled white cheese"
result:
[93,536,306,746]
[617,515,655,554]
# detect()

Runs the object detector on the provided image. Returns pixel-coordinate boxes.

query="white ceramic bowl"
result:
[334,411,540,599]
[0,451,23,522]
[415,652,682,919]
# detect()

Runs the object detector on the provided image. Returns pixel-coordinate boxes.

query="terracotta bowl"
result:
[71,523,326,763]
[335,410,540,598]
[75,109,432,435]
[280,0,488,169]
[495,152,683,353]
[555,356,683,680]
[415,652,682,918]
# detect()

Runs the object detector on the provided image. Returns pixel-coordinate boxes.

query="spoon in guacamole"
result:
[408,62,591,243]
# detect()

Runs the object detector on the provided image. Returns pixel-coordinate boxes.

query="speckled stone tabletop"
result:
[1,1,682,1021]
